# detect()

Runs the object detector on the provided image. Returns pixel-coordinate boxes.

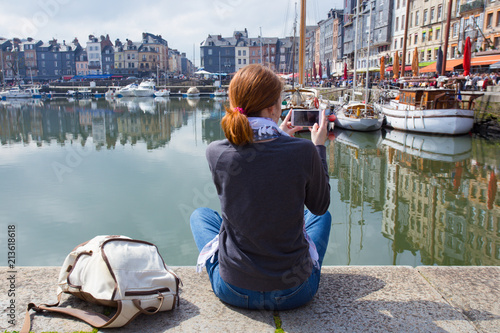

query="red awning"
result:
[62,76,74,80]
[420,55,500,73]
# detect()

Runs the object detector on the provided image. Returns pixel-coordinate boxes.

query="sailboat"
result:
[280,0,323,120]
[373,0,483,135]
[332,0,383,132]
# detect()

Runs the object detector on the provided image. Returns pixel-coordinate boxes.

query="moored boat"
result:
[213,88,227,97]
[184,86,200,97]
[1,86,35,98]
[154,89,170,97]
[374,88,482,135]
[333,102,384,132]
[117,83,138,97]
[134,80,155,97]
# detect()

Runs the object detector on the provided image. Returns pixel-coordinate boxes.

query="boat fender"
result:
[314,97,319,109]
[328,114,337,122]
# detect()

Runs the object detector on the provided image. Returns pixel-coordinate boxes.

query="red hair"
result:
[221,64,283,145]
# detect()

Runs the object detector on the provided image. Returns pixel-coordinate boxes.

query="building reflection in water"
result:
[1,98,498,266]
[329,128,499,266]
[0,97,228,150]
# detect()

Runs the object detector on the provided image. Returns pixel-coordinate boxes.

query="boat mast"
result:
[353,0,359,99]
[441,0,453,76]
[299,0,306,86]
[365,0,372,109]
[292,3,297,89]
[401,0,411,81]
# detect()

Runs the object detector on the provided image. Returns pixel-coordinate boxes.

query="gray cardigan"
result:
[206,135,330,291]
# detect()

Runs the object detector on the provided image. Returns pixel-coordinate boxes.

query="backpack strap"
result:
[20,298,141,332]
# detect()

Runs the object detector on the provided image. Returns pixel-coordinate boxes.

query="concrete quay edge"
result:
[0,266,498,333]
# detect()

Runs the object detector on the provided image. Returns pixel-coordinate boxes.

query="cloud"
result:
[1,0,342,66]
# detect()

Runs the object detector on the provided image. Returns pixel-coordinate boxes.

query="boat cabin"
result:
[398,88,460,110]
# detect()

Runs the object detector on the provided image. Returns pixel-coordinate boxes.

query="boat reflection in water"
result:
[380,130,498,266]
[382,129,472,162]
[329,127,498,266]
[0,99,497,267]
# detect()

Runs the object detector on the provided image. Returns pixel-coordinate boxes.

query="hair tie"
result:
[234,107,246,115]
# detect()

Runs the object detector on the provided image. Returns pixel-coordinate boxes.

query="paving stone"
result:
[417,266,500,333]
[278,266,479,333]
[1,266,498,333]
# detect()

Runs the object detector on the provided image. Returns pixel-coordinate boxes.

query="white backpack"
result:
[22,235,180,331]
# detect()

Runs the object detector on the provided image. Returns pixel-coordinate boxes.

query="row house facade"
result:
[483,0,500,50]
[1,32,191,83]
[200,30,298,74]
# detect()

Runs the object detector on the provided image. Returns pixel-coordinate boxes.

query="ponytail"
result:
[221,107,253,145]
[221,64,283,146]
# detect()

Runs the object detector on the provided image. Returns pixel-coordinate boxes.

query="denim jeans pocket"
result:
[273,280,314,311]
[215,279,249,309]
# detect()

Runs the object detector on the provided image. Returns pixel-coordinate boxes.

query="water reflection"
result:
[328,127,499,266]
[0,98,498,266]
[0,97,228,149]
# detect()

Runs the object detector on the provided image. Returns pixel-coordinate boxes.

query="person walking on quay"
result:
[190,64,332,310]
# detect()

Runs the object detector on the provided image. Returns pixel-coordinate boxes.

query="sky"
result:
[0,0,343,67]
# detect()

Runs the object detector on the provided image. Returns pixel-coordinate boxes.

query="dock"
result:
[1,266,498,332]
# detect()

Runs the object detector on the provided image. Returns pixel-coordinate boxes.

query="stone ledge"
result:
[0,266,499,332]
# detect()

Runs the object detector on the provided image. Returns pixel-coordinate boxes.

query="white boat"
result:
[213,88,227,97]
[134,80,156,97]
[184,86,200,97]
[374,88,480,135]
[333,0,382,132]
[154,89,170,97]
[66,87,92,99]
[105,87,120,99]
[381,129,472,162]
[1,86,33,98]
[333,102,384,132]
[117,83,138,97]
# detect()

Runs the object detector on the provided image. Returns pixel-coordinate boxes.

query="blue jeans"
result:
[190,207,331,310]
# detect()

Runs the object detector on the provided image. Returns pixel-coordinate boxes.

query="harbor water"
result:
[0,97,499,267]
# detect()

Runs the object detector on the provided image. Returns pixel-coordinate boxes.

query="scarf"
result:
[247,117,289,142]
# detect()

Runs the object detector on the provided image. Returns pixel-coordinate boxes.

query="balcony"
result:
[459,0,484,16]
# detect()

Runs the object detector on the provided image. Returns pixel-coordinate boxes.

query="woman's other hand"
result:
[310,109,327,146]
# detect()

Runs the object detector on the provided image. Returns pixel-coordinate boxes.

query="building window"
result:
[422,32,426,42]
[452,23,458,37]
[415,11,419,26]
[414,33,418,44]
[438,5,442,20]
[430,7,435,22]
[436,29,441,40]
[243,59,246,64]
[427,49,432,61]
[423,9,428,24]
[429,30,433,41]
[395,17,399,31]
[394,39,398,49]
[238,50,241,56]
[401,15,405,30]
[243,50,246,56]
[208,49,212,55]
[497,11,500,26]
[487,12,493,28]
[238,59,241,64]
